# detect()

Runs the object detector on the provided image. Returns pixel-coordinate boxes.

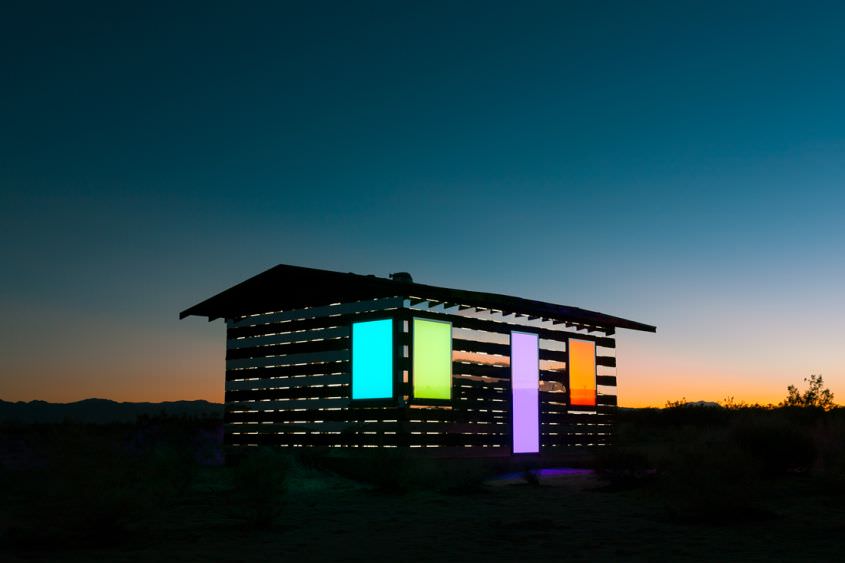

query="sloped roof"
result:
[179,263,656,333]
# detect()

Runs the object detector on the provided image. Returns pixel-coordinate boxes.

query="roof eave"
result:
[178,264,657,333]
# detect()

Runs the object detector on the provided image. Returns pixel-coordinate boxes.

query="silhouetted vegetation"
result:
[0,398,222,424]
[783,374,835,410]
[601,403,845,526]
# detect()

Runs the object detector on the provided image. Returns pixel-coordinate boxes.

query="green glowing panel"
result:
[351,319,393,399]
[412,318,452,400]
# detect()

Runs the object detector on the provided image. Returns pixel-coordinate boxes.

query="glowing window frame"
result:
[511,331,540,454]
[411,317,453,401]
[568,338,597,408]
[351,318,395,400]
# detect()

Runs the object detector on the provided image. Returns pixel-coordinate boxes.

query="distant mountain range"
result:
[0,398,223,424]
[682,401,722,408]
[618,401,722,412]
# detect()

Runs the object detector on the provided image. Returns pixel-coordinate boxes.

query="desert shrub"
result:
[783,374,835,410]
[658,405,732,427]
[733,415,816,476]
[230,447,290,528]
[595,406,845,523]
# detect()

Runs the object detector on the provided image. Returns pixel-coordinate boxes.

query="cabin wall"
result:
[224,297,405,449]
[405,302,617,452]
[222,297,618,455]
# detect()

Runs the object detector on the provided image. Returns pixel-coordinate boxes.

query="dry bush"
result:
[733,414,816,476]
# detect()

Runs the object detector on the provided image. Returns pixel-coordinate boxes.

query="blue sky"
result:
[2,1,844,404]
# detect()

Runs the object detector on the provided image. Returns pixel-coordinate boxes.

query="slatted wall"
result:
[223,296,618,455]
[405,300,617,453]
[224,297,405,450]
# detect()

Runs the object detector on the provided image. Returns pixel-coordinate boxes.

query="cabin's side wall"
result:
[223,297,405,451]
[221,296,618,455]
[405,301,618,453]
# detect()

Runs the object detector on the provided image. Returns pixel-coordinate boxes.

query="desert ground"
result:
[2,408,844,562]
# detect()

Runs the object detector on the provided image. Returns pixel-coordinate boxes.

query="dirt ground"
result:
[4,409,845,562]
[3,467,844,562]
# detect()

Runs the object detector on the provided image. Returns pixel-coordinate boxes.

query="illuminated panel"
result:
[569,339,596,407]
[351,319,393,399]
[511,331,539,454]
[412,318,452,399]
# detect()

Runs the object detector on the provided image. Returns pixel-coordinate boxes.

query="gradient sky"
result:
[2,1,844,406]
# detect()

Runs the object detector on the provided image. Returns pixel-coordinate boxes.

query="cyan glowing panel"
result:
[412,318,452,399]
[351,319,393,399]
[511,331,539,454]
[569,339,596,407]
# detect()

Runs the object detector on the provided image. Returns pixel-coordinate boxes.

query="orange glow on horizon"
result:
[4,311,838,410]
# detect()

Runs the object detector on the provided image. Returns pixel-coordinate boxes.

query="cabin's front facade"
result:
[181,264,655,457]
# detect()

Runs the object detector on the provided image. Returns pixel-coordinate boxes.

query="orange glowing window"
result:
[569,339,596,407]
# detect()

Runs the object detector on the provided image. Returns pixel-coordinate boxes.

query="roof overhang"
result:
[179,263,656,333]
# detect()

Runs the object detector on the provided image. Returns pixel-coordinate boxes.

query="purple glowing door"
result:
[511,331,539,454]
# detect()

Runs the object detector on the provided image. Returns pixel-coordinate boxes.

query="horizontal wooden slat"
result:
[226,420,509,434]
[452,338,568,362]
[451,362,508,378]
[226,350,348,370]
[226,360,348,382]
[227,309,401,339]
[597,394,618,406]
[226,337,348,360]
[228,306,615,346]
[596,356,616,368]
[454,377,510,391]
[227,384,350,402]
[452,362,563,382]
[226,373,350,392]
[229,297,404,329]
[225,429,614,449]
[453,388,509,402]
[226,397,349,411]
[230,433,403,447]
[226,408,388,424]
[596,375,617,387]
[566,405,616,415]
[228,326,349,349]
[408,309,616,347]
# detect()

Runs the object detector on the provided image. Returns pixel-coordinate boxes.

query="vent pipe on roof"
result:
[389,272,414,283]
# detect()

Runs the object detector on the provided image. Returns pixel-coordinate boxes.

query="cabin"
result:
[180,264,655,457]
